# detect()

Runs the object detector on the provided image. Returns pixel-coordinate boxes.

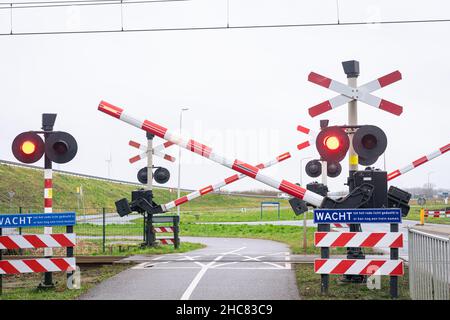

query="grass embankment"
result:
[0,163,287,213]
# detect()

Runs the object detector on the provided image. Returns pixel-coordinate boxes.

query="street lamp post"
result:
[427,171,434,201]
[300,156,312,254]
[177,108,189,216]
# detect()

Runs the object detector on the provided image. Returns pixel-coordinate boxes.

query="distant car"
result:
[277,192,289,199]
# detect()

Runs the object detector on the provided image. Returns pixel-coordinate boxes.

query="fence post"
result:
[102,208,106,253]
[19,207,22,235]
[174,216,180,250]
[18,207,23,255]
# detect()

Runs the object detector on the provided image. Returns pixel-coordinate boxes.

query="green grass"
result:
[0,163,287,214]
[296,264,410,299]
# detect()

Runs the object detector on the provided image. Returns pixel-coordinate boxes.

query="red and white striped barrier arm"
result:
[308,70,402,117]
[424,210,450,218]
[0,234,76,249]
[314,259,403,276]
[153,227,175,233]
[158,239,175,245]
[314,232,403,248]
[331,223,349,228]
[161,150,294,211]
[0,258,76,275]
[98,101,325,207]
[387,143,450,181]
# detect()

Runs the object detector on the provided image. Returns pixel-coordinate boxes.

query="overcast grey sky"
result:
[0,0,449,194]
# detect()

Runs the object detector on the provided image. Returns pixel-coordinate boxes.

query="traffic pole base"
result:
[37,281,56,290]
[339,275,367,284]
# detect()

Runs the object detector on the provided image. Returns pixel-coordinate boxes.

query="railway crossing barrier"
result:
[314,208,404,298]
[0,212,77,294]
[151,215,180,249]
[260,201,280,220]
[424,209,450,218]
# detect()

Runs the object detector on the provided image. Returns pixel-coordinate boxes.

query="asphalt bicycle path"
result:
[79,237,300,300]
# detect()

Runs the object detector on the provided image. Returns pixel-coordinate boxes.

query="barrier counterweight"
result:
[98,101,325,207]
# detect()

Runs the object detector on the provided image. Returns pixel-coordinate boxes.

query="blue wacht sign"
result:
[313,208,402,224]
[0,212,76,228]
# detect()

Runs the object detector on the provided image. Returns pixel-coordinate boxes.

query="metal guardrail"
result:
[408,228,450,300]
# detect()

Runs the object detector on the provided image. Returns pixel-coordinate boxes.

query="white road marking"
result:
[285,252,291,270]
[180,247,246,300]
[231,253,286,269]
[132,261,169,269]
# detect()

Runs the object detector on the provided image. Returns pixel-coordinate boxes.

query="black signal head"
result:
[154,167,170,184]
[305,159,322,178]
[316,126,350,162]
[353,125,387,166]
[12,131,45,164]
[45,131,78,164]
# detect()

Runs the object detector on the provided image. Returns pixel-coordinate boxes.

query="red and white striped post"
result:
[42,117,55,288]
[98,101,325,208]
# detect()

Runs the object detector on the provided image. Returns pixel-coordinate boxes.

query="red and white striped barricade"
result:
[424,210,450,218]
[151,215,180,249]
[98,101,325,208]
[313,208,403,298]
[314,259,403,276]
[0,212,76,293]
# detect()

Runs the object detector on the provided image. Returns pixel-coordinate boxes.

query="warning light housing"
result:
[353,125,387,166]
[45,131,78,164]
[316,126,350,162]
[12,132,45,163]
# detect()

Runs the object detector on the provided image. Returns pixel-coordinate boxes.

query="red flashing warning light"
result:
[315,126,349,162]
[324,136,340,150]
[12,132,45,163]
[21,141,36,155]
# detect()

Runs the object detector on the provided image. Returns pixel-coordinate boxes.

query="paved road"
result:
[79,237,300,300]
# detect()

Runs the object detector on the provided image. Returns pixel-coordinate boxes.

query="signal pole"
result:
[145,132,155,246]
[40,113,57,288]
[342,60,365,282]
